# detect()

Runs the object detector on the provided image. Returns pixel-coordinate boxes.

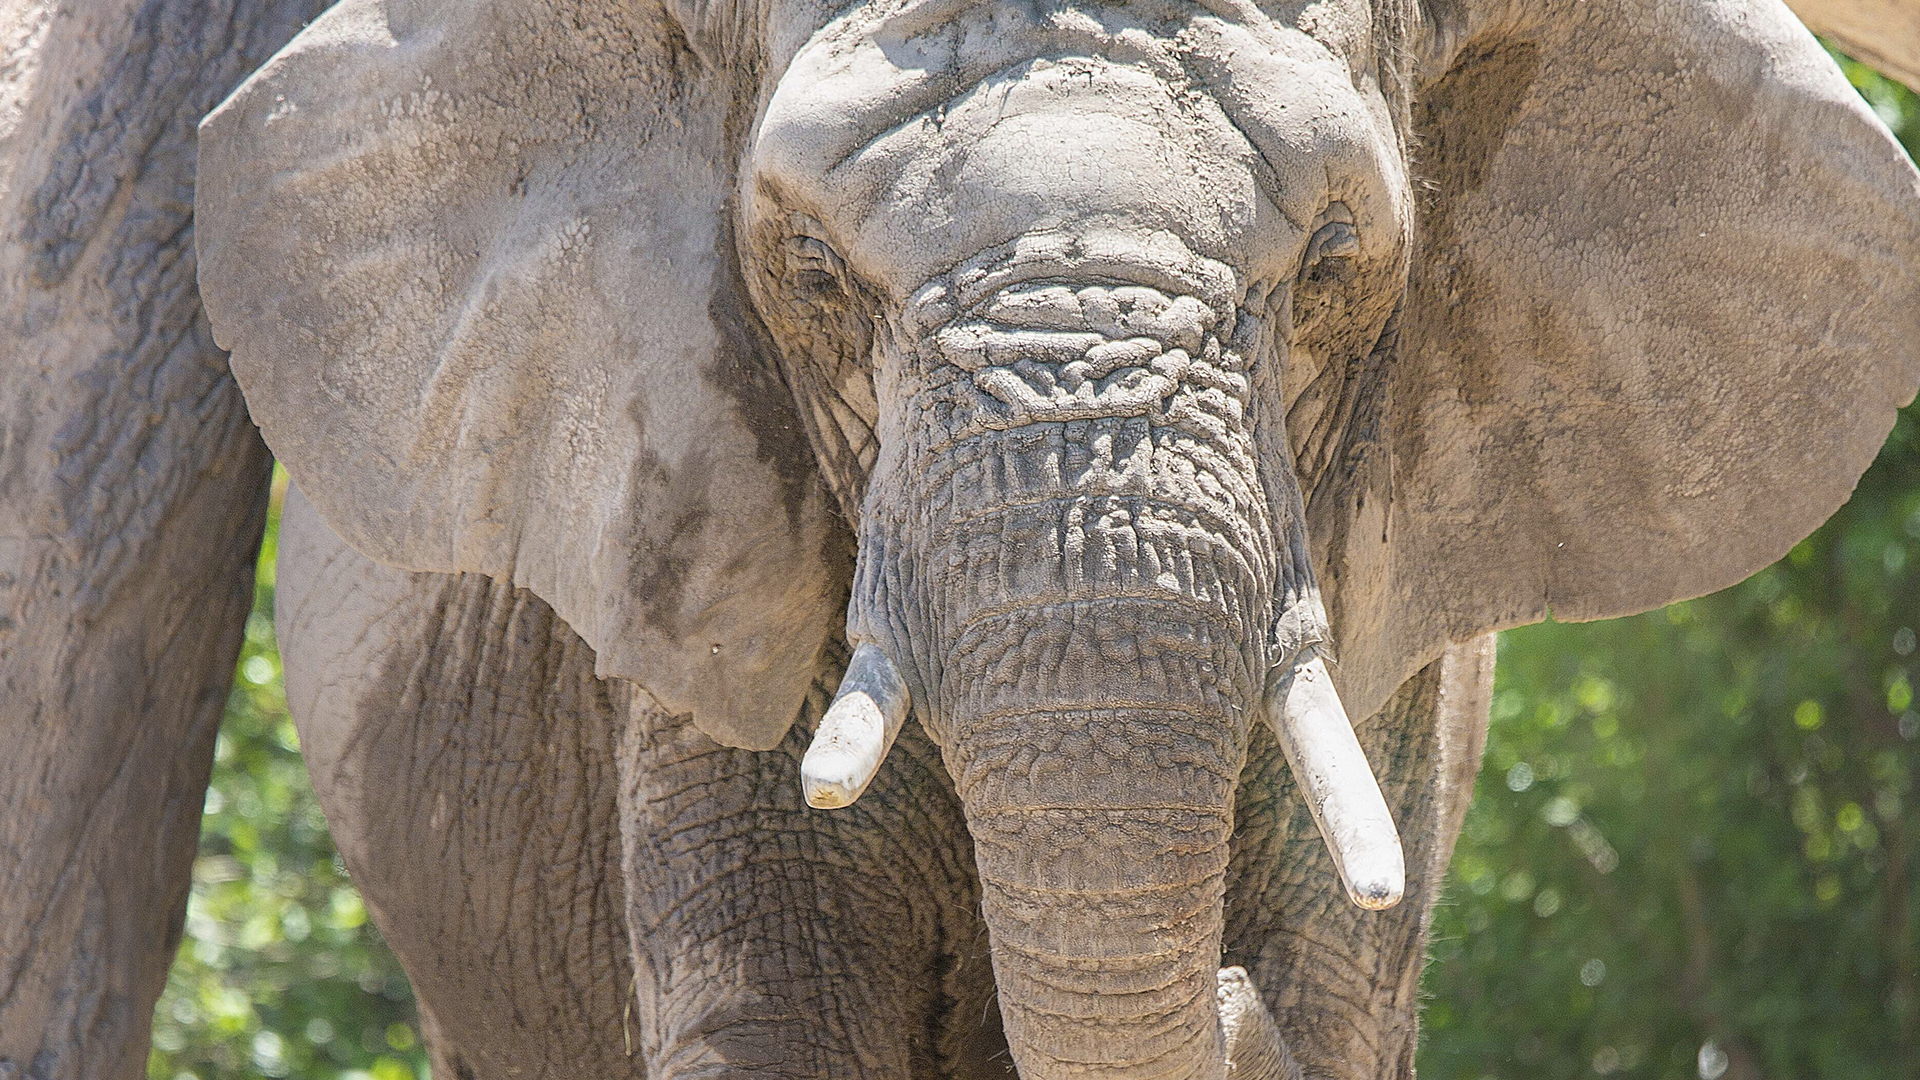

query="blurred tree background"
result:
[148,50,1919,1080]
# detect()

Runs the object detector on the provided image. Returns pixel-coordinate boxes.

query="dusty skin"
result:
[1,0,1917,1077]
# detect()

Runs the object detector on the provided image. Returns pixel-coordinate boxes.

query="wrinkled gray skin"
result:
[272,485,1492,1079]
[3,0,1919,1077]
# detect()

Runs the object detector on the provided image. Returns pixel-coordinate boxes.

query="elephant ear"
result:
[196,0,847,750]
[1315,0,1920,719]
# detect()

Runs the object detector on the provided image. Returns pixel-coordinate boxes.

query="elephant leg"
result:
[0,1,323,1075]
[415,1000,483,1080]
[1224,637,1494,1080]
[619,662,1000,1080]
[275,488,640,1078]
[276,487,1003,1079]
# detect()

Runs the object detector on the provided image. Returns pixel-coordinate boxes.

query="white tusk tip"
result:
[802,754,865,810]
[1267,653,1409,912]
[1335,831,1406,910]
[1345,872,1405,911]
[804,785,855,810]
[800,642,910,811]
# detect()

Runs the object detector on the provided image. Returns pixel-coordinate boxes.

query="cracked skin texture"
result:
[276,482,1491,1080]
[2,0,1914,1077]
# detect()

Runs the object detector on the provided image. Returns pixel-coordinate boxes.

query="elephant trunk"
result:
[849,272,1282,1080]
[956,697,1240,1080]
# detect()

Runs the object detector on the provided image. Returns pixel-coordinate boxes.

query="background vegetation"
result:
[146,51,1920,1080]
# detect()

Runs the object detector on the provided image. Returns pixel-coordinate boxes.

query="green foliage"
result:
[148,469,428,1080]
[1421,56,1920,1078]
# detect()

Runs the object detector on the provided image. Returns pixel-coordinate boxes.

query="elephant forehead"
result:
[747,0,1390,296]
[824,59,1280,293]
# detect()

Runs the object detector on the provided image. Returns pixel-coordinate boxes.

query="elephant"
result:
[1,0,1918,1076]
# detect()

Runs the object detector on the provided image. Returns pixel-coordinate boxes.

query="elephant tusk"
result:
[1265,653,1406,910]
[802,641,911,809]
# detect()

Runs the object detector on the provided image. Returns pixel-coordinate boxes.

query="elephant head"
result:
[194,0,1920,1077]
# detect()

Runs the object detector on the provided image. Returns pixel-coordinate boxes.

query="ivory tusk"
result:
[1265,654,1406,910]
[802,641,911,809]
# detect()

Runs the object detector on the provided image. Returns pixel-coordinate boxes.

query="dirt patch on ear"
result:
[1398,39,1546,461]
[1410,41,1541,209]
[707,215,824,534]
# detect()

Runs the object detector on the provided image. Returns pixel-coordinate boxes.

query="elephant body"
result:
[275,487,1492,1079]
[0,0,1916,1076]
[0,0,324,1071]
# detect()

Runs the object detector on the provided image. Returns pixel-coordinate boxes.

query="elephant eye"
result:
[785,233,848,298]
[1300,218,1360,287]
